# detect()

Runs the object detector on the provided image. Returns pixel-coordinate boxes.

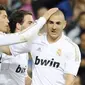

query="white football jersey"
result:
[0,45,28,85]
[10,33,81,85]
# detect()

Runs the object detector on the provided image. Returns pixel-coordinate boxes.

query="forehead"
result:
[48,14,65,22]
[23,14,33,21]
[0,10,7,16]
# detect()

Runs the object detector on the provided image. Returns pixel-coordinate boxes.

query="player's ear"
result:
[16,23,21,32]
[62,20,66,30]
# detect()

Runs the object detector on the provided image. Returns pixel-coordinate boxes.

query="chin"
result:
[51,35,58,40]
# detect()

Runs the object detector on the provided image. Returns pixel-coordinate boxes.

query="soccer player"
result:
[0,7,32,85]
[0,8,81,85]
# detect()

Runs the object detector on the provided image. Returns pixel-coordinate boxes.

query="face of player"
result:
[46,14,66,42]
[16,14,34,32]
[0,10,9,33]
[22,14,34,29]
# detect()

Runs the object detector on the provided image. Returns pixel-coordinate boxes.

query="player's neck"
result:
[47,33,62,44]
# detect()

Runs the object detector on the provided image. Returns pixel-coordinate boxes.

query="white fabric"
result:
[0,48,28,85]
[0,17,46,46]
[10,34,81,85]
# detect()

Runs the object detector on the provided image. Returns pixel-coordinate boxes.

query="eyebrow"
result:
[48,20,61,23]
[48,20,54,23]
[28,21,33,23]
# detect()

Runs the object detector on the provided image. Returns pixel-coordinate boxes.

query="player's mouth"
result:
[51,30,57,34]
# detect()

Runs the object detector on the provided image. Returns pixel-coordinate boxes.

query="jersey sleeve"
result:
[9,42,31,56]
[0,17,46,46]
[64,44,81,76]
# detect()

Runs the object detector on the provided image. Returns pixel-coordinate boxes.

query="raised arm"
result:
[0,8,58,46]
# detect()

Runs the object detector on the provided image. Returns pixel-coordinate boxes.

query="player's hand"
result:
[43,8,58,20]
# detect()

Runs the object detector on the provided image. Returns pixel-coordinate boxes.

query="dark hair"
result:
[0,4,6,13]
[9,10,32,33]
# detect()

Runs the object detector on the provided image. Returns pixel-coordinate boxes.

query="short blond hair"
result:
[50,9,65,20]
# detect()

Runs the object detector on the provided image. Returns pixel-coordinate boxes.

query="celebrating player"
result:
[0,6,33,85]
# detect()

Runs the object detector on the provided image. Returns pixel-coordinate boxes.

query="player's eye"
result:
[3,15,7,19]
[56,21,61,25]
[28,21,33,25]
[48,20,54,24]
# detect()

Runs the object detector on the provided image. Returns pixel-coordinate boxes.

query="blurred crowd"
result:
[0,0,85,85]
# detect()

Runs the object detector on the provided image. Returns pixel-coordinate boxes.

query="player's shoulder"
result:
[64,35,79,50]
[64,35,81,61]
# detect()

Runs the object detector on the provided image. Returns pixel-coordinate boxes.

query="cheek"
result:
[25,24,29,28]
[47,24,52,30]
[46,28,50,34]
[58,25,64,30]
[0,18,4,22]
[23,23,30,29]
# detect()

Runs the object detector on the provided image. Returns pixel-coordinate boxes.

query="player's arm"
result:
[25,76,32,85]
[0,42,31,55]
[0,41,32,56]
[0,8,58,46]
[64,44,81,85]
[65,74,75,85]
